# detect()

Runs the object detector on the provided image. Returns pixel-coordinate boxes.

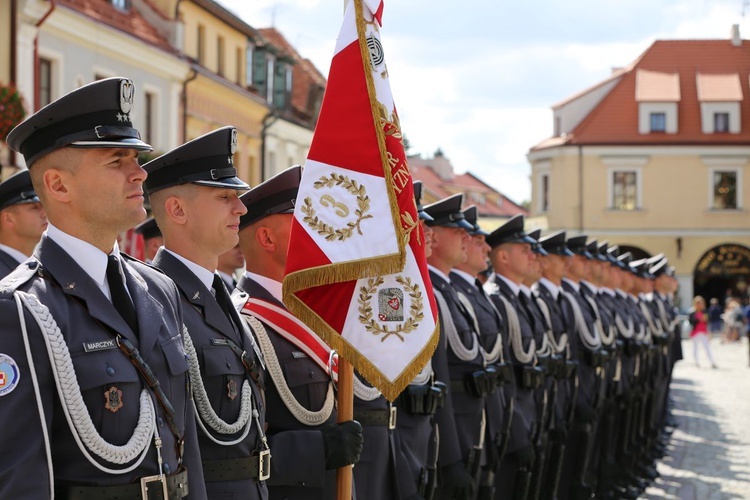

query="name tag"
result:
[211,339,230,346]
[292,351,308,359]
[83,339,117,352]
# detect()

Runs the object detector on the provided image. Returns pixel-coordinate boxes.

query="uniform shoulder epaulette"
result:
[120,252,166,276]
[0,259,42,297]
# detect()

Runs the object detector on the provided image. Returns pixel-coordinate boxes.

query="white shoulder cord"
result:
[433,289,479,362]
[583,294,614,346]
[562,291,602,351]
[493,293,536,365]
[410,360,433,386]
[613,308,634,339]
[481,295,507,364]
[247,314,335,426]
[638,302,658,343]
[183,328,253,445]
[353,375,382,401]
[456,292,492,367]
[534,296,568,356]
[655,300,673,333]
[14,291,154,473]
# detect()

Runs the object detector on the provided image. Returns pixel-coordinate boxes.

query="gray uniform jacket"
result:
[0,235,206,499]
[153,250,267,500]
[0,247,21,280]
[234,275,337,500]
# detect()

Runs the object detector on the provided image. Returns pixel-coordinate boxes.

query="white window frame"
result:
[266,55,275,103]
[141,84,161,149]
[638,102,678,134]
[700,102,741,134]
[245,43,254,87]
[535,160,551,214]
[37,47,63,106]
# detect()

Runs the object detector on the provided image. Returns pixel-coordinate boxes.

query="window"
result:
[649,112,666,132]
[197,25,205,64]
[712,171,738,209]
[272,62,291,109]
[266,57,275,102]
[236,47,243,84]
[111,0,130,9]
[144,92,155,145]
[714,112,730,133]
[612,171,638,210]
[245,44,254,88]
[540,173,550,212]
[38,58,53,108]
[217,36,225,76]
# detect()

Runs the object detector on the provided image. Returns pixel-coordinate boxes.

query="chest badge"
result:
[227,379,238,400]
[104,386,124,413]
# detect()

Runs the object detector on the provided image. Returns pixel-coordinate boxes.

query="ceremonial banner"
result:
[282,0,438,401]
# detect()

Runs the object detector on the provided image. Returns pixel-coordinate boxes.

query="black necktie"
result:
[518,292,536,328]
[106,255,138,333]
[212,274,235,321]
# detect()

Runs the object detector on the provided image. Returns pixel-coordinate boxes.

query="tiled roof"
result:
[408,158,528,218]
[534,39,750,149]
[58,0,175,53]
[696,73,743,101]
[258,28,327,121]
[636,69,680,101]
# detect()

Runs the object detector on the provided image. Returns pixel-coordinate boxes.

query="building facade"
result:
[528,29,750,308]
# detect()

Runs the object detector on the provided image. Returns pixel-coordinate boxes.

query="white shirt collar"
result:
[538,277,561,300]
[218,270,235,290]
[600,286,615,296]
[428,264,451,284]
[496,273,521,296]
[519,284,532,297]
[451,268,477,288]
[163,248,215,292]
[244,271,283,303]
[580,279,598,294]
[615,289,628,298]
[0,243,28,265]
[562,277,580,292]
[46,223,120,298]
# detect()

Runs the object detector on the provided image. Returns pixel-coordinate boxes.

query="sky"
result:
[218,0,746,204]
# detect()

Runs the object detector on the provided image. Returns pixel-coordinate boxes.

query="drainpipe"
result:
[260,109,279,181]
[8,0,18,168]
[181,67,197,143]
[578,144,584,232]
[33,0,56,112]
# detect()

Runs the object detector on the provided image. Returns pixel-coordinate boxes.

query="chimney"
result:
[731,24,741,47]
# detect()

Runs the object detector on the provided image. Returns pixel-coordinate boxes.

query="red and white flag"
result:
[282,0,438,401]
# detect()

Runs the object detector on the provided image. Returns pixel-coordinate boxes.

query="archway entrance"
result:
[693,243,750,303]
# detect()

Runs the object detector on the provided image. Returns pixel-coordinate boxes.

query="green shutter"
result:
[252,50,267,93]
[273,63,287,109]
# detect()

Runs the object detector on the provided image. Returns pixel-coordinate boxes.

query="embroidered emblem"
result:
[301,173,373,242]
[104,386,124,413]
[378,287,404,322]
[0,354,20,397]
[119,79,134,114]
[227,379,238,400]
[358,275,424,342]
[83,339,117,352]
[230,127,238,154]
[366,35,385,69]
[192,291,200,300]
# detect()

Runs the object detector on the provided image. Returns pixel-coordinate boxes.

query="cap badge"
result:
[119,79,134,115]
[230,128,238,154]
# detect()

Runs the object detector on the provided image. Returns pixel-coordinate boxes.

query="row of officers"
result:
[0,77,682,500]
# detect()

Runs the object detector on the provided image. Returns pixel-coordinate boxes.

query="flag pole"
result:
[336,357,354,499]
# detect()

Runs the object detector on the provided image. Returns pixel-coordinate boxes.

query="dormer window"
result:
[697,73,742,134]
[111,0,130,10]
[635,70,680,134]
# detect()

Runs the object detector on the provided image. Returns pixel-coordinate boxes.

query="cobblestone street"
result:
[645,338,750,499]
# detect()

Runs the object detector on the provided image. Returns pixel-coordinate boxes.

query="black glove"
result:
[322,420,364,470]
[515,445,536,468]
[440,461,474,500]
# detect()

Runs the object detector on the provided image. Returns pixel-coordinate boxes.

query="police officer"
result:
[423,193,484,500]
[483,214,541,499]
[450,206,512,500]
[133,217,161,264]
[1,77,206,498]
[231,166,363,499]
[394,181,445,500]
[143,126,268,499]
[0,169,47,278]
[217,244,243,289]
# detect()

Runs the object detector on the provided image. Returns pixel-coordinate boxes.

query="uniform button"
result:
[227,361,231,368]
[164,463,171,474]
[309,370,314,378]
[158,416,164,427]
[106,366,115,376]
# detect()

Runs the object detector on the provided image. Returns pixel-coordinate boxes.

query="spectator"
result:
[707,297,724,338]
[689,296,718,368]
[724,299,743,343]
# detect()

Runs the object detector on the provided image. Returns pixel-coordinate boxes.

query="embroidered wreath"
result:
[358,275,424,342]
[0,83,26,141]
[301,173,373,241]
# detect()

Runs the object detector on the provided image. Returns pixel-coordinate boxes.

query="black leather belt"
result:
[354,408,397,429]
[203,453,271,482]
[55,468,188,500]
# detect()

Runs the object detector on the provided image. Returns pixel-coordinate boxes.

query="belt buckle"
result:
[388,406,398,430]
[258,448,272,481]
[140,474,168,499]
